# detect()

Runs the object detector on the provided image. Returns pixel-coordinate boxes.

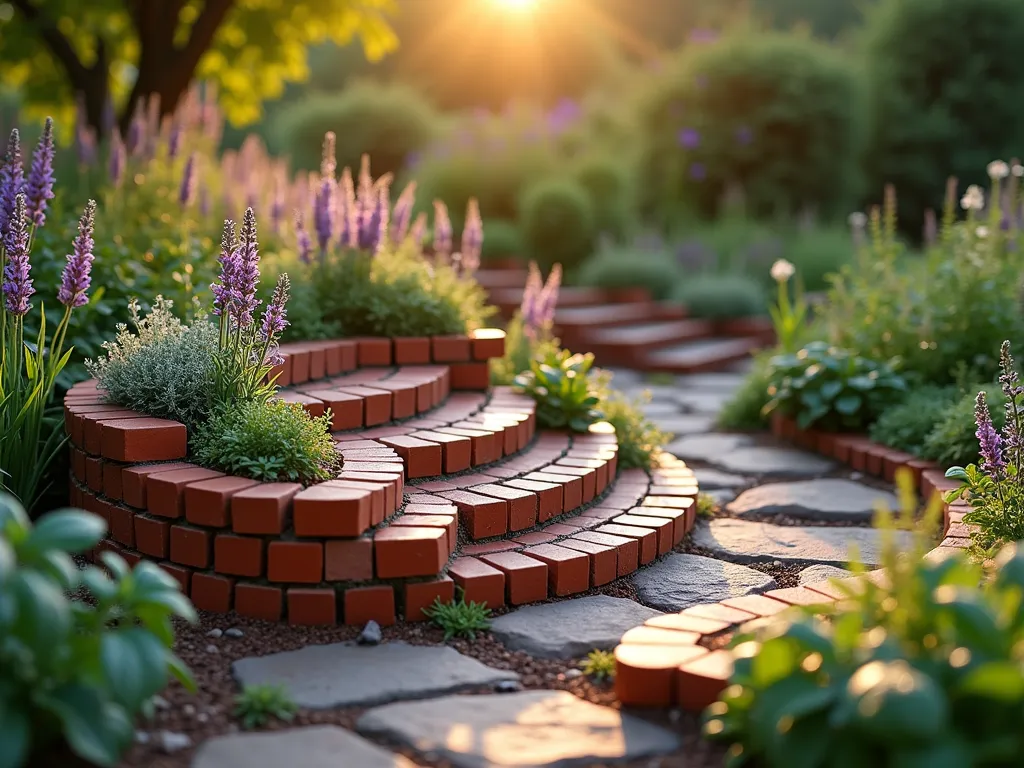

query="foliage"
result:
[519,177,597,274]
[515,348,604,433]
[0,494,196,768]
[232,685,298,730]
[577,239,682,301]
[718,352,774,431]
[783,226,854,293]
[764,341,907,431]
[704,472,1024,768]
[921,386,1005,470]
[696,492,717,518]
[673,273,766,320]
[767,259,807,353]
[869,385,960,457]
[490,312,562,388]
[423,596,493,642]
[594,375,669,471]
[862,0,1024,233]
[86,298,218,432]
[571,154,634,240]
[273,82,442,176]
[191,399,338,485]
[637,29,866,223]
[580,650,616,682]
[479,220,526,265]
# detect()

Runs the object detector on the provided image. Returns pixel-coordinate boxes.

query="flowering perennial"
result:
[24,118,55,228]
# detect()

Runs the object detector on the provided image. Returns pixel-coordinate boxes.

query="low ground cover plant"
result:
[515,348,604,433]
[580,650,616,682]
[868,384,961,457]
[233,684,298,730]
[0,493,196,767]
[423,595,493,641]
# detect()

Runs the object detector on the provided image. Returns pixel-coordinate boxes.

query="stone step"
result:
[488,285,610,316]
[473,268,529,291]
[643,336,762,373]
[586,319,716,367]
[555,301,683,330]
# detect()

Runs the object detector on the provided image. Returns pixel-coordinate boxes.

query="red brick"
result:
[82,410,146,453]
[596,524,658,564]
[190,572,233,612]
[170,525,212,568]
[121,462,194,509]
[214,534,264,577]
[394,337,432,364]
[105,503,135,547]
[524,472,583,511]
[381,435,442,478]
[479,551,548,605]
[631,506,687,546]
[431,335,471,362]
[393,514,458,555]
[765,586,836,606]
[437,426,500,465]
[102,461,124,500]
[504,478,562,521]
[677,650,734,712]
[573,530,639,576]
[544,465,597,504]
[440,490,507,539]
[278,391,326,419]
[470,328,506,360]
[523,544,590,596]
[100,418,188,462]
[268,541,323,583]
[335,386,391,426]
[449,557,506,609]
[288,588,337,626]
[148,468,225,519]
[344,585,395,626]
[158,563,192,595]
[231,482,302,535]
[324,538,374,581]
[614,644,708,707]
[621,626,701,646]
[134,515,170,558]
[307,343,327,380]
[292,484,372,537]
[408,431,472,473]
[235,583,282,622]
[720,594,790,617]
[286,348,311,383]
[185,476,259,528]
[269,355,292,387]
[71,447,87,482]
[374,527,447,578]
[559,537,617,586]
[614,513,675,555]
[302,390,363,430]
[471,484,538,531]
[355,338,393,366]
[404,577,455,621]
[85,457,104,492]
[646,613,732,635]
[365,382,417,419]
[450,362,489,390]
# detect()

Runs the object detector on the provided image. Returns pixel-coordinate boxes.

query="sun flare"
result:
[492,0,538,12]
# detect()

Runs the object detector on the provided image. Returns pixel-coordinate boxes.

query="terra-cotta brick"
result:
[190,572,233,612]
[439,490,507,539]
[343,585,395,626]
[380,435,442,478]
[374,526,447,578]
[677,650,734,712]
[234,583,282,621]
[448,557,505,609]
[214,534,264,577]
[324,538,374,581]
[614,644,708,707]
[231,482,302,535]
[169,525,212,568]
[558,537,617,587]
[267,541,323,583]
[134,515,170,558]
[185,476,259,528]
[147,467,224,519]
[479,551,548,605]
[292,484,371,537]
[287,588,337,626]
[522,543,590,596]
[404,577,455,621]
[100,418,188,462]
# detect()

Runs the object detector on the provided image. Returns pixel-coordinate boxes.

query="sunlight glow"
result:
[492,0,538,12]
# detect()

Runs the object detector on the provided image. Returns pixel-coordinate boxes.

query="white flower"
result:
[988,160,1010,180]
[847,211,867,229]
[976,225,989,239]
[960,185,985,211]
[770,259,795,283]
[1014,164,1024,178]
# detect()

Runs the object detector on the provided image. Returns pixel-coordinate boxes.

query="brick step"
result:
[474,268,529,291]
[642,337,762,373]
[488,286,610,317]
[585,319,716,367]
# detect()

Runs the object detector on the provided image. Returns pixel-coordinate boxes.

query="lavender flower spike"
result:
[58,199,97,308]
[313,175,335,254]
[461,198,484,272]
[432,200,453,258]
[2,194,33,316]
[338,166,355,247]
[975,391,1006,476]
[294,210,313,264]
[260,273,291,341]
[109,128,126,188]
[0,128,24,236]
[520,261,543,338]
[234,208,261,327]
[360,176,391,252]
[390,181,417,243]
[409,212,428,246]
[25,117,55,229]
[179,153,198,208]
[211,220,239,317]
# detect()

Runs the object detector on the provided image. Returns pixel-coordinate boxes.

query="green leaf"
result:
[0,703,30,768]
[944,466,969,482]
[25,510,106,555]
[10,570,71,650]
[819,380,844,400]
[957,662,1024,702]
[42,685,127,767]
[848,661,947,741]
[834,394,862,415]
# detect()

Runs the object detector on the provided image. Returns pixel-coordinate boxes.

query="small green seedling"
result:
[696,492,717,518]
[580,649,616,682]
[423,595,493,641]
[233,684,298,730]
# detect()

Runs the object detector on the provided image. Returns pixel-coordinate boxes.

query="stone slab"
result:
[652,413,717,436]
[675,390,735,414]
[358,690,681,767]
[798,564,853,585]
[712,447,835,477]
[693,467,750,490]
[692,518,914,567]
[232,641,518,709]
[490,595,662,659]
[666,433,754,463]
[631,553,776,612]
[676,373,746,390]
[192,726,415,768]
[727,479,898,522]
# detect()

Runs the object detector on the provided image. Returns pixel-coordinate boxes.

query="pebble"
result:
[564,668,583,679]
[152,695,171,710]
[206,628,223,639]
[495,680,522,693]
[183,704,196,717]
[225,628,244,639]
[205,644,220,654]
[773,560,782,567]
[134,731,151,745]
[357,620,383,645]
[157,730,192,754]
[197,713,210,724]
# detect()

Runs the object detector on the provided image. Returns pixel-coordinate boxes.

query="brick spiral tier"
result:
[65,330,701,627]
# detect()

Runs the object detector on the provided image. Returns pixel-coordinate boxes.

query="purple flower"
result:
[0,129,24,237]
[109,129,126,187]
[678,127,701,149]
[432,200,453,258]
[409,212,428,246]
[260,273,290,341]
[537,264,561,328]
[295,211,312,264]
[212,220,239,317]
[75,122,97,168]
[338,167,355,248]
[390,182,417,243]
[359,180,390,253]
[24,117,55,229]
[179,153,198,208]
[57,199,97,308]
[126,110,145,156]
[735,126,753,146]
[199,187,211,217]
[689,162,707,181]
[269,176,285,235]
[102,96,116,135]
[234,208,261,327]
[167,121,183,159]
[2,194,33,316]
[313,177,334,254]
[975,391,1006,476]
[520,262,543,338]
[460,198,483,272]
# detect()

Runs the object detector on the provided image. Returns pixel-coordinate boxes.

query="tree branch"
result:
[175,0,235,74]
[11,0,90,85]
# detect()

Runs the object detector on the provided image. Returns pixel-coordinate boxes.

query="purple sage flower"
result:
[57,199,97,308]
[212,220,239,317]
[360,179,390,253]
[678,128,701,149]
[313,176,335,254]
[260,273,290,342]
[75,123,97,168]
[520,262,543,338]
[167,120,183,159]
[102,95,115,135]
[999,341,1024,456]
[338,166,355,247]
[975,391,1006,476]
[25,117,55,229]
[460,198,483,272]
[234,208,261,327]
[126,110,145,156]
[2,194,33,316]
[536,264,562,328]
[409,212,428,246]
[690,162,707,181]
[179,153,198,208]
[432,200,453,258]
[295,211,312,265]
[109,129,126,187]
[269,174,285,235]
[735,126,753,146]
[0,128,24,237]
[390,181,417,243]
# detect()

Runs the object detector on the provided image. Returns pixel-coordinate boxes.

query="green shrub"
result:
[869,385,960,456]
[718,352,774,431]
[705,477,1024,767]
[0,494,196,768]
[580,650,616,682]
[696,493,717,518]
[673,273,766,319]
[637,29,866,222]
[571,154,634,239]
[490,313,563,388]
[273,82,443,177]
[480,220,526,264]
[577,241,681,301]
[191,400,339,484]
[233,685,298,730]
[921,385,1005,469]
[519,177,597,274]
[595,378,669,471]
[86,298,218,432]
[783,226,855,293]
[423,596,493,641]
[764,341,907,431]
[514,349,604,432]
[862,0,1024,232]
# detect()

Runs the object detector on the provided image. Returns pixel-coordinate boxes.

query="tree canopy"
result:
[0,0,398,136]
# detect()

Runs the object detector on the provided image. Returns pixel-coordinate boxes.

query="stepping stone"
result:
[490,595,662,659]
[798,564,853,585]
[677,372,746,390]
[651,413,717,436]
[693,467,750,490]
[358,690,681,767]
[641,400,682,418]
[692,519,913,567]
[666,433,754,463]
[706,488,738,505]
[631,553,776,612]
[675,390,735,414]
[192,726,416,768]
[712,446,835,477]
[727,479,897,522]
[232,641,517,709]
